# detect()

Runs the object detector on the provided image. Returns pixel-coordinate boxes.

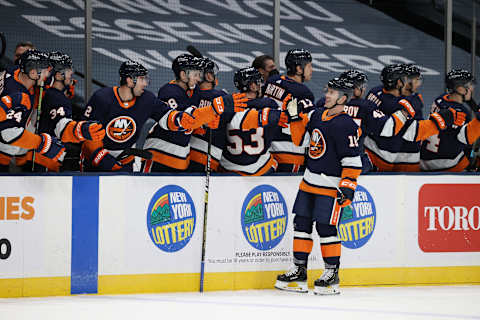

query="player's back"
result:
[420,94,473,171]
[189,88,228,172]
[220,97,280,175]
[264,74,315,172]
[363,89,421,170]
[39,87,72,137]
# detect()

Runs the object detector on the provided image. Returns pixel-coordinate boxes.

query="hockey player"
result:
[364,64,465,171]
[143,54,247,172]
[251,54,279,83]
[220,67,288,176]
[420,69,480,171]
[0,92,66,172]
[275,78,361,295]
[21,51,105,171]
[337,70,419,173]
[263,49,315,172]
[188,57,226,172]
[81,60,217,172]
[0,49,52,170]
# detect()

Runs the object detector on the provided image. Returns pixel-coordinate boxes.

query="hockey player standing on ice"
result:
[421,69,480,171]
[364,64,465,171]
[81,60,216,172]
[0,49,61,171]
[275,78,361,295]
[188,57,226,172]
[263,49,315,173]
[25,51,105,171]
[220,67,289,175]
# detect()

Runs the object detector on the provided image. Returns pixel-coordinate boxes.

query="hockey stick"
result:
[0,32,6,60]
[31,81,45,171]
[186,44,211,292]
[0,33,6,96]
[199,128,212,293]
[320,173,343,195]
[117,148,152,160]
[74,70,107,88]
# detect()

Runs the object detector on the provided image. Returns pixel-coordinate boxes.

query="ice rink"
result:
[1,286,479,320]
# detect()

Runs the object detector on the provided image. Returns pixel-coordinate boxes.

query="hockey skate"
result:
[313,266,340,295]
[274,264,308,293]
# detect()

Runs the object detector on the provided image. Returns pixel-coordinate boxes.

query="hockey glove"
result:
[90,147,126,171]
[258,108,288,128]
[213,93,248,114]
[207,115,220,129]
[337,179,357,208]
[36,133,66,162]
[177,111,196,130]
[430,108,466,130]
[284,97,302,122]
[74,121,105,142]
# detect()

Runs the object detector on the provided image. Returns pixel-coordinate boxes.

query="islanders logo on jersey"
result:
[241,185,288,251]
[106,116,136,143]
[309,128,326,159]
[146,185,196,253]
[338,185,376,249]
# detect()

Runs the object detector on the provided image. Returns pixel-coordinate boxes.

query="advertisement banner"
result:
[0,177,72,280]
[419,184,480,252]
[98,176,205,276]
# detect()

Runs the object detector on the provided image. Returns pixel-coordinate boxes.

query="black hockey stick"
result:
[31,81,45,171]
[74,70,107,88]
[0,33,6,96]
[186,44,211,293]
[0,32,6,60]
[117,148,153,161]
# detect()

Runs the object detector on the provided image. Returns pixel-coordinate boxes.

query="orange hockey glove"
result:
[337,179,357,208]
[74,121,105,141]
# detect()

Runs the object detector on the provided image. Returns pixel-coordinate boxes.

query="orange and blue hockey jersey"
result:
[189,88,227,171]
[421,94,480,171]
[364,86,430,171]
[290,109,362,198]
[143,82,201,170]
[220,97,282,176]
[317,96,412,173]
[82,86,176,169]
[263,74,315,172]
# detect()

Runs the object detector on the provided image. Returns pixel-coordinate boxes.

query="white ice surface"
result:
[1,286,479,320]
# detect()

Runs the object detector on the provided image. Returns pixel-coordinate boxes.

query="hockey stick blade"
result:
[186,45,203,58]
[117,148,153,160]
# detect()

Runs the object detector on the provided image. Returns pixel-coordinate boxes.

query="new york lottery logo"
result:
[147,185,196,253]
[241,185,288,251]
[338,185,376,249]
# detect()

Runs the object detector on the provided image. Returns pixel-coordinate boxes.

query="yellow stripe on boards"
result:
[1,266,479,298]
[0,277,70,298]
[98,273,200,294]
